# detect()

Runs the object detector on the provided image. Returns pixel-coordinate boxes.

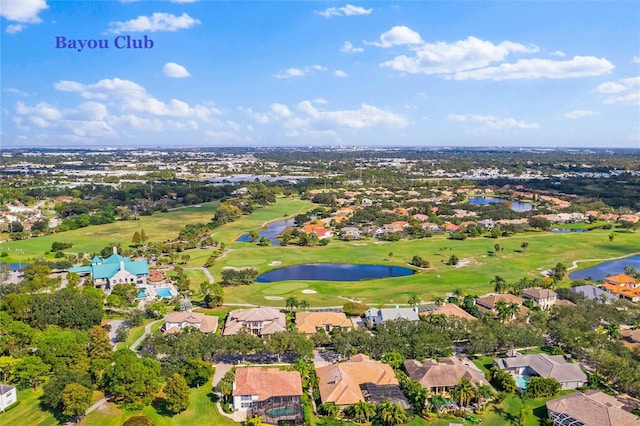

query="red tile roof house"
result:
[232,367,303,425]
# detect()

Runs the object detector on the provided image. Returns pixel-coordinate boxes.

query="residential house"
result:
[404,357,489,393]
[443,222,460,233]
[522,288,557,310]
[477,219,495,230]
[310,227,333,240]
[162,312,218,334]
[571,285,618,303]
[475,294,528,319]
[493,352,587,389]
[412,214,429,222]
[420,303,477,321]
[223,307,286,337]
[363,307,419,327]
[340,227,361,240]
[602,274,640,302]
[0,384,17,412]
[232,367,303,425]
[421,222,443,233]
[296,311,352,335]
[360,198,373,207]
[546,390,638,426]
[316,354,402,407]
[69,247,148,291]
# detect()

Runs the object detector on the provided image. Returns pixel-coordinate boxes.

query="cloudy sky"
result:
[1,0,639,148]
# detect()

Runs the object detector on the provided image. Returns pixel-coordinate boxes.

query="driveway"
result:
[106,320,124,348]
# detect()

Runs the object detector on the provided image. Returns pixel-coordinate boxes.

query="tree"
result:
[248,230,260,243]
[528,217,551,230]
[0,356,17,383]
[15,355,50,390]
[88,326,113,362]
[408,294,421,308]
[182,358,213,388]
[42,369,93,412]
[450,378,476,408]
[349,400,376,423]
[112,284,138,305]
[381,351,405,369]
[115,325,129,343]
[447,254,459,266]
[526,377,561,398]
[319,402,341,418]
[200,281,224,308]
[244,415,264,426]
[491,275,507,294]
[552,262,567,281]
[132,231,141,245]
[61,383,92,419]
[140,229,148,243]
[520,241,529,253]
[104,349,163,408]
[376,401,408,426]
[164,373,190,414]
[285,296,299,312]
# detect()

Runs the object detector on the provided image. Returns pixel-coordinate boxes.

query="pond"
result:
[256,263,415,282]
[236,219,296,246]
[468,196,533,212]
[0,262,29,271]
[568,255,640,281]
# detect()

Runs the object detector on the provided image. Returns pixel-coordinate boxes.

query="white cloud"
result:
[4,88,29,96]
[448,113,539,130]
[312,98,328,104]
[270,103,291,119]
[107,12,201,34]
[5,24,24,34]
[275,64,327,79]
[163,62,191,78]
[297,101,409,129]
[335,70,349,78]
[597,81,627,94]
[0,0,47,23]
[366,25,423,48]
[564,110,597,119]
[551,51,565,57]
[381,36,538,74]
[633,56,640,64]
[598,76,640,105]
[453,56,613,80]
[171,0,200,3]
[316,4,372,18]
[54,78,221,119]
[341,41,364,53]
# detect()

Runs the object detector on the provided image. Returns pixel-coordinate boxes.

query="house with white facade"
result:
[0,384,17,412]
[69,247,148,291]
[223,307,286,337]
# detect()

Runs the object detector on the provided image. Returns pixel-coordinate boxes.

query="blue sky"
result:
[1,0,639,148]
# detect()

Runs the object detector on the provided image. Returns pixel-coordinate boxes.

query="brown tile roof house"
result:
[404,357,489,393]
[476,294,529,318]
[493,352,587,389]
[421,303,477,321]
[162,312,218,334]
[296,312,352,334]
[223,307,286,337]
[232,367,303,424]
[522,288,557,310]
[316,354,398,406]
[546,390,639,426]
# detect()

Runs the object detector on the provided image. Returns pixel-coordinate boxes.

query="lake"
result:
[568,255,640,281]
[256,263,415,282]
[468,196,533,212]
[236,219,296,246]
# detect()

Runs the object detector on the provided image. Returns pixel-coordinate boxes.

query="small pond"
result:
[236,219,296,246]
[0,262,29,271]
[468,196,533,212]
[568,255,640,281]
[256,263,415,283]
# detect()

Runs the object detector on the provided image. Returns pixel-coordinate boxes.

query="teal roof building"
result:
[70,247,149,291]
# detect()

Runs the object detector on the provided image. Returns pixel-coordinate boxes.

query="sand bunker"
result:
[264,296,284,300]
[269,261,282,266]
[301,289,317,294]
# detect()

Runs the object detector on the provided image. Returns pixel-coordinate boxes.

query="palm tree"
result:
[607,322,621,341]
[408,294,421,308]
[428,394,447,414]
[450,378,476,409]
[319,402,341,419]
[350,400,375,423]
[495,300,511,323]
[476,384,494,410]
[507,303,521,321]
[298,300,309,311]
[491,275,507,294]
[285,296,298,312]
[433,296,445,306]
[381,351,405,369]
[376,401,408,426]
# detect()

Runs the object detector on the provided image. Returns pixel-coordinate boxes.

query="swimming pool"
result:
[137,291,147,299]
[266,406,298,417]
[514,375,529,389]
[156,288,173,298]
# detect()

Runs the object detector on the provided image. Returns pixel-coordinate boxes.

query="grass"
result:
[80,382,238,426]
[0,387,58,426]
[0,202,221,263]
[116,319,154,350]
[217,229,640,306]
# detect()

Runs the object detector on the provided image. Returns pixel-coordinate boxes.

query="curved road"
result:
[129,319,163,354]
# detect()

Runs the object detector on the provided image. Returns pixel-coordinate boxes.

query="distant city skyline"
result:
[1,1,639,148]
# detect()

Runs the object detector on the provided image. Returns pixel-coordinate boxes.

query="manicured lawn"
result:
[80,382,238,426]
[0,387,59,426]
[218,229,640,306]
[116,319,154,350]
[1,202,221,263]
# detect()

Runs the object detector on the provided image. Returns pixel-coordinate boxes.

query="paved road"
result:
[107,319,124,349]
[130,319,163,354]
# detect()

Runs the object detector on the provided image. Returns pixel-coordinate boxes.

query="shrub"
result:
[122,415,154,426]
[343,301,368,316]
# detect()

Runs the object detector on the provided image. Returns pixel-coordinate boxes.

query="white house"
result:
[0,384,17,412]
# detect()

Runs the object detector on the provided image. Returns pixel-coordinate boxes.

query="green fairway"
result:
[218,230,640,306]
[0,202,221,263]
[79,381,238,426]
[0,388,58,426]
